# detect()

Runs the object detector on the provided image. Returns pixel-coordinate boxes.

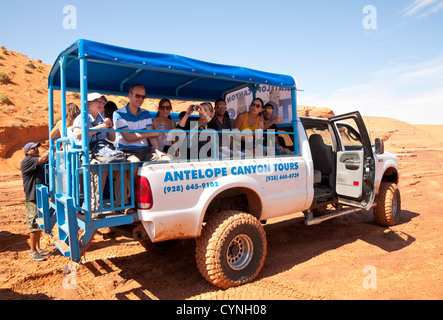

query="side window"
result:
[336,120,363,150]
[304,125,333,147]
[277,130,294,150]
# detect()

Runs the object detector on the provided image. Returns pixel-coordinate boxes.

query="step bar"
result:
[305,204,376,226]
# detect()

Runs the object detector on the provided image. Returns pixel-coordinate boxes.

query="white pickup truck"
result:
[43,40,400,290]
[134,112,400,289]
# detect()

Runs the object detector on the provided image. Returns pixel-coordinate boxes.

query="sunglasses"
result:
[132,93,146,100]
[263,108,273,113]
[250,103,262,108]
[159,106,172,110]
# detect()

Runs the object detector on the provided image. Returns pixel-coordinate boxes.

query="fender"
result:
[374,151,400,194]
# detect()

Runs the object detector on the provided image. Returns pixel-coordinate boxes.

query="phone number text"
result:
[164,182,220,194]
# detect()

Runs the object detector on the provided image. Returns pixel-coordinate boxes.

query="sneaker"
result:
[38,249,51,255]
[29,252,45,261]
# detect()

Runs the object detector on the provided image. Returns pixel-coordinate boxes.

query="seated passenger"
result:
[207,98,233,157]
[113,84,160,161]
[72,94,115,147]
[72,93,115,213]
[233,98,265,155]
[233,98,264,131]
[152,98,176,153]
[176,102,213,159]
[112,84,161,211]
[262,102,291,155]
[103,101,118,127]
[50,102,80,140]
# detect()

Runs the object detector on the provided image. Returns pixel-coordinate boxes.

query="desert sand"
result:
[0,47,442,300]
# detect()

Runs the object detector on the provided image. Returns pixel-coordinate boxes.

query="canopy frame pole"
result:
[79,56,92,217]
[175,78,200,97]
[59,56,67,139]
[291,88,299,155]
[248,84,259,99]
[48,79,55,196]
[120,68,143,92]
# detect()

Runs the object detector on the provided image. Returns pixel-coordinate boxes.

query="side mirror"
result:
[374,138,384,154]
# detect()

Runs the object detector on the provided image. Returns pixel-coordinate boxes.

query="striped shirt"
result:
[113,104,154,150]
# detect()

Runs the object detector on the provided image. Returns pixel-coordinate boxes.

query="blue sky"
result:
[1,0,442,124]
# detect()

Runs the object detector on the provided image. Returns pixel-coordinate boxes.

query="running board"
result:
[305,204,375,226]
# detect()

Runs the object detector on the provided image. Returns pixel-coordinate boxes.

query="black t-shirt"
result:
[21,157,46,202]
[264,123,277,147]
[207,116,232,142]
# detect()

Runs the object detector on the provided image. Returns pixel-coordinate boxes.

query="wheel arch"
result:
[203,187,263,222]
[381,167,399,184]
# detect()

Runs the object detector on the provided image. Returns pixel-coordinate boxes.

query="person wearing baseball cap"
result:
[72,92,116,213]
[87,92,106,103]
[72,92,113,147]
[20,142,50,261]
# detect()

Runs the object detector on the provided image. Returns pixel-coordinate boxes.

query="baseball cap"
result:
[24,142,41,152]
[87,92,105,102]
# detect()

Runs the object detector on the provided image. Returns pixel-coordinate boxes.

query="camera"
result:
[192,105,199,111]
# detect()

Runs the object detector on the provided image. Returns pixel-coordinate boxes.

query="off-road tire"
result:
[374,182,401,226]
[195,210,267,289]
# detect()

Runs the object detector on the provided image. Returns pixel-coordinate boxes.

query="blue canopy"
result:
[48,39,296,101]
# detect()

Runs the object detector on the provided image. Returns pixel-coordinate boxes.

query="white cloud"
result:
[373,54,443,84]
[402,0,443,18]
[298,55,443,125]
[419,0,443,17]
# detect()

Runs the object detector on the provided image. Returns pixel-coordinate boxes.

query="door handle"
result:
[344,159,360,170]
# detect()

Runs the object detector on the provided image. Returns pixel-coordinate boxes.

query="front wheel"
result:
[374,182,401,226]
[195,210,267,289]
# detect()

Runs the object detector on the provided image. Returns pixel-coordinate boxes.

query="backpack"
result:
[89,140,126,164]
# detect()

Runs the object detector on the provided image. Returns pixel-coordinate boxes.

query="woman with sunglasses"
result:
[232,98,265,154]
[153,98,176,153]
[233,98,265,131]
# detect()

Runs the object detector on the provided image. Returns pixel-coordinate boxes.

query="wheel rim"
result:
[226,234,253,270]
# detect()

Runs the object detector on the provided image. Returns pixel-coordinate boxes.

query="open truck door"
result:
[329,112,375,210]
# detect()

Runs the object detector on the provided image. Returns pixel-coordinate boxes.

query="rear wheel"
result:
[195,210,267,289]
[374,182,401,226]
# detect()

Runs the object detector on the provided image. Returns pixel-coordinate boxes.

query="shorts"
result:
[25,201,41,233]
[122,149,154,162]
